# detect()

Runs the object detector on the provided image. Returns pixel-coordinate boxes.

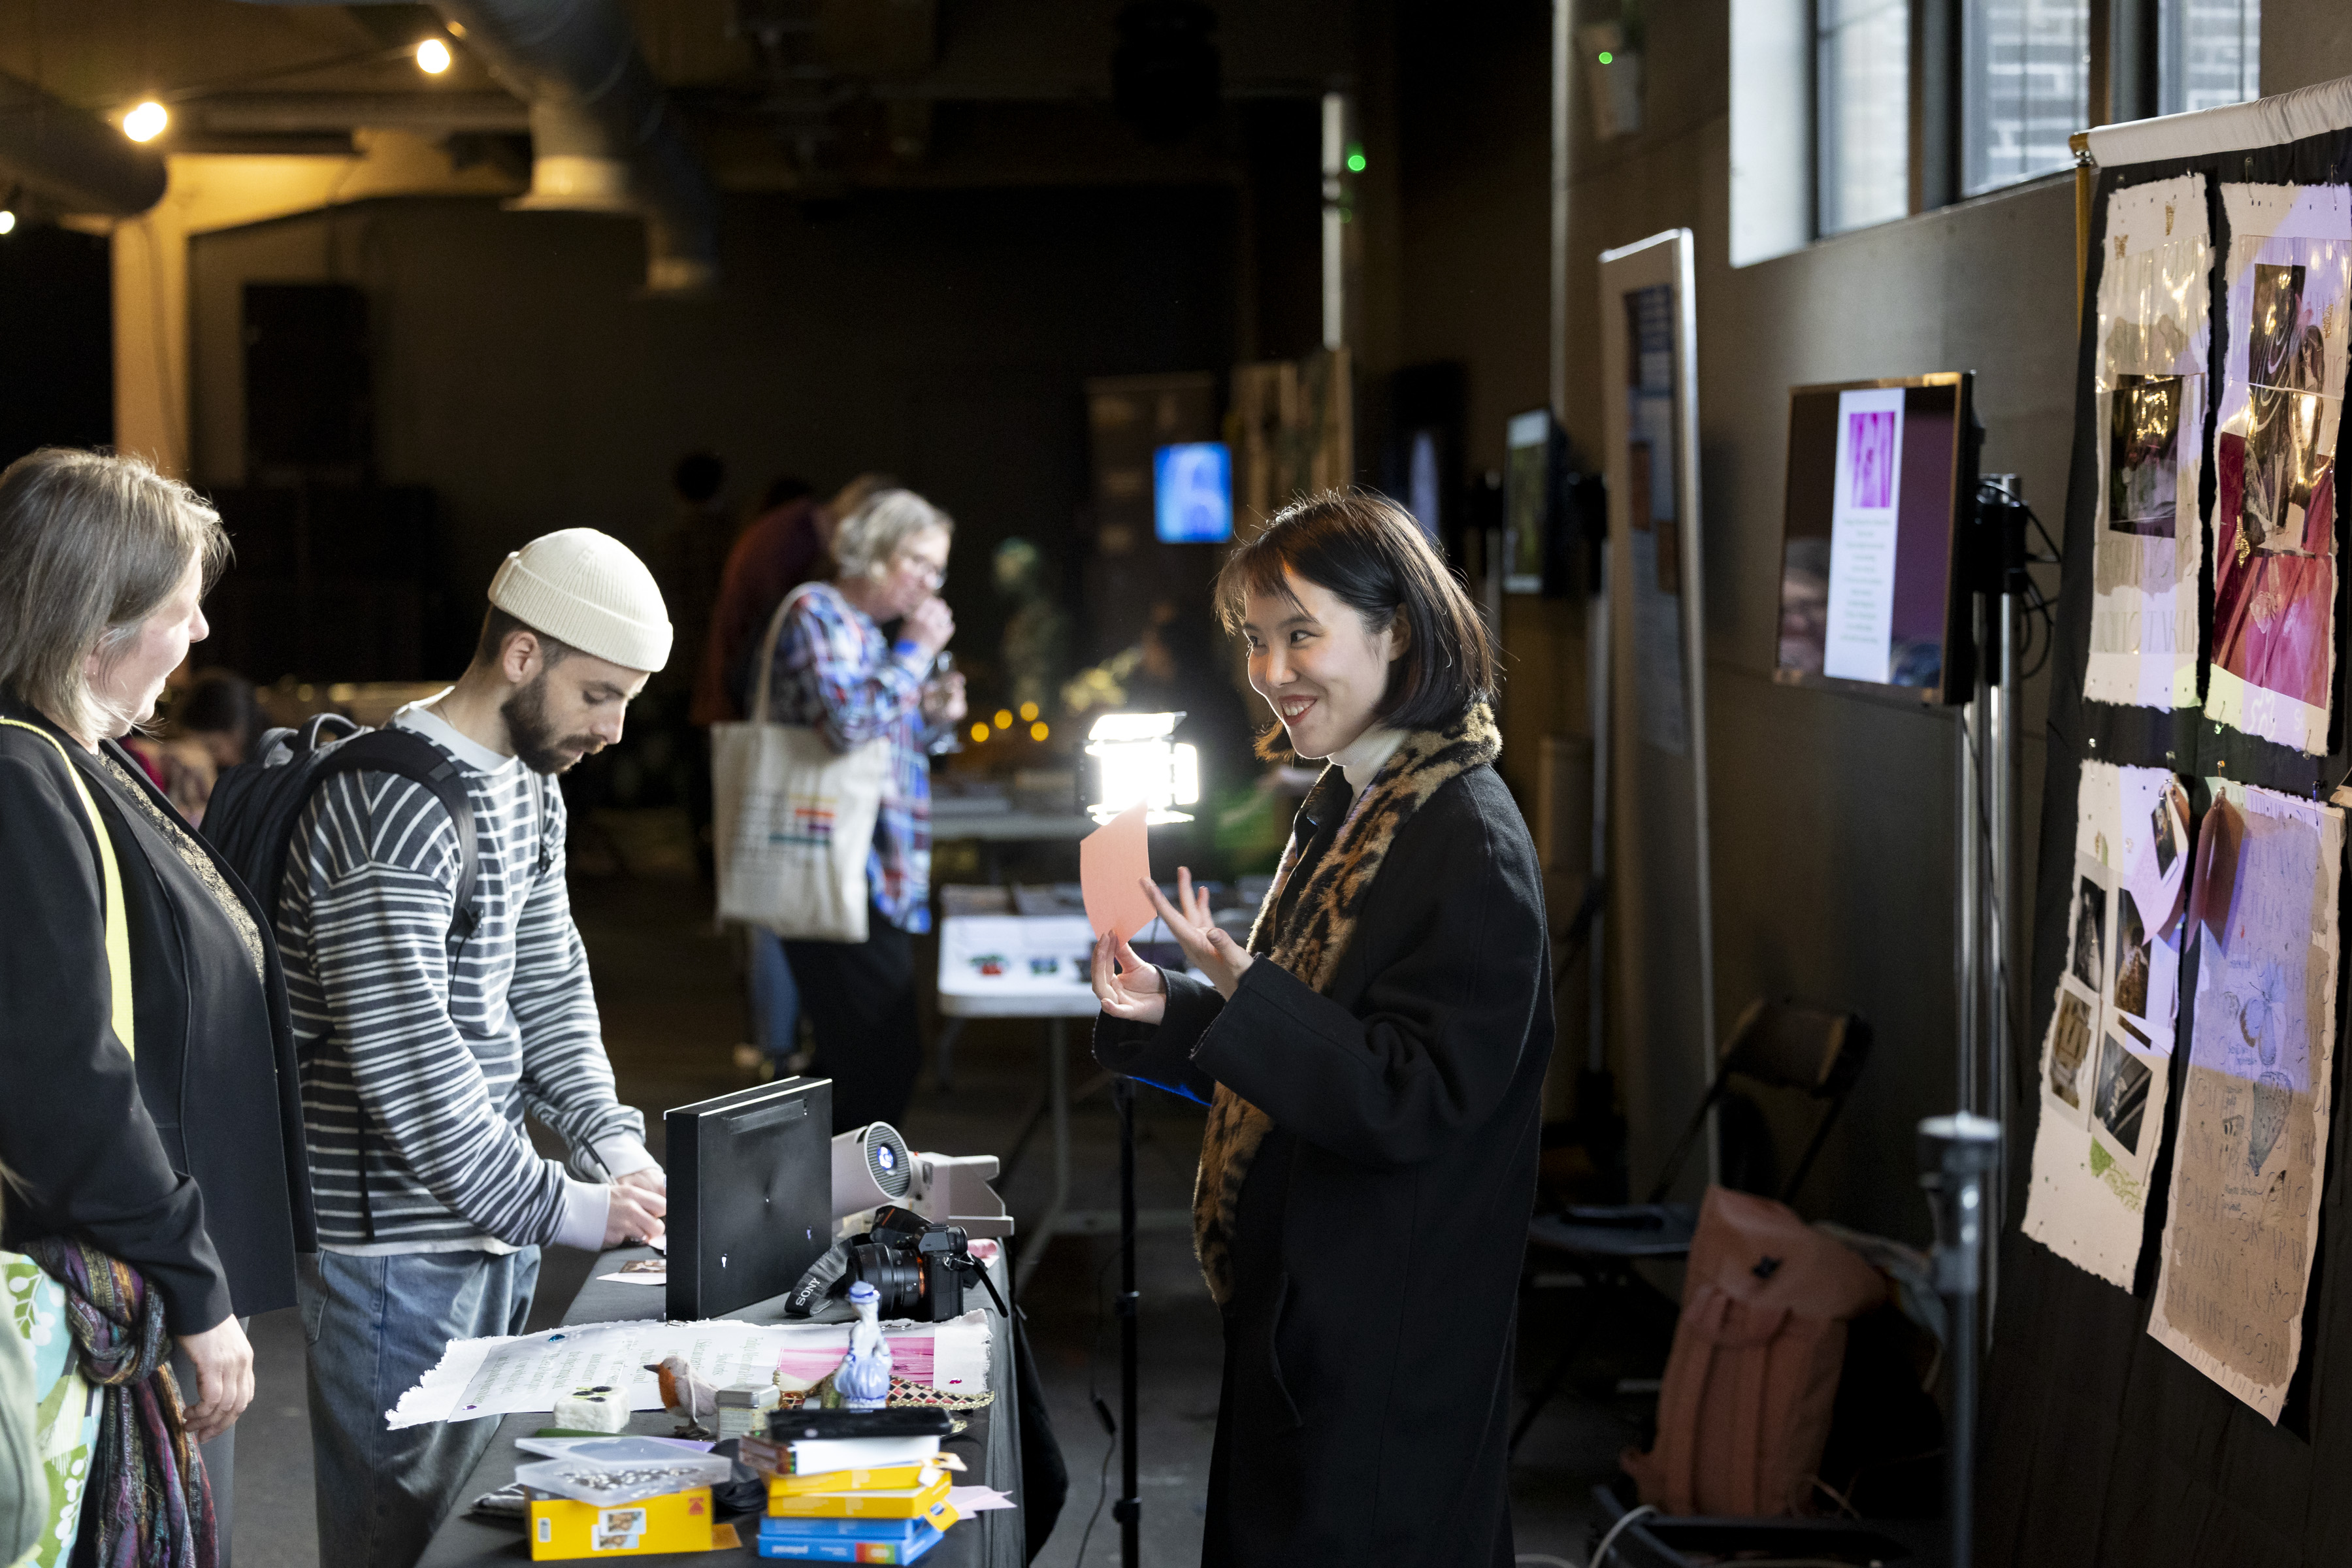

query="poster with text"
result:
[2086,175,2212,711]
[2023,760,2189,1288]
[2148,782,2342,1422]
[1821,387,1908,683]
[2205,184,2350,755]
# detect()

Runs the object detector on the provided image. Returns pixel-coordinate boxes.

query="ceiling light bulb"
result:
[416,38,453,74]
[123,101,169,142]
[0,212,15,237]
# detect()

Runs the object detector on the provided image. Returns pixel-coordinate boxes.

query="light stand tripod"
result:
[1919,1113,2001,1568]
[1114,1077,1140,1565]
[1954,473,2031,1309]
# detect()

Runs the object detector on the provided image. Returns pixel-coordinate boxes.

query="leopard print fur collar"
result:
[1192,701,1502,1305]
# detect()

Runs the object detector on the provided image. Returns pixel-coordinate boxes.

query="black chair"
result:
[1510,996,1872,1452]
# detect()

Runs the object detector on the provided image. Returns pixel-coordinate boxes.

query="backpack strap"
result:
[314,728,482,953]
[0,719,134,1058]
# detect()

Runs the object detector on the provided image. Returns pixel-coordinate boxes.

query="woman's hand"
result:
[1142,867,1256,1000]
[175,1316,255,1444]
[1092,931,1168,1025]
[902,596,955,660]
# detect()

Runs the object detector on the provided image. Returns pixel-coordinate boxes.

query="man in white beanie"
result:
[276,529,676,1568]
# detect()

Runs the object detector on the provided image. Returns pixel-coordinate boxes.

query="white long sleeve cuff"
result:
[593,1134,660,1181]
[554,1178,611,1251]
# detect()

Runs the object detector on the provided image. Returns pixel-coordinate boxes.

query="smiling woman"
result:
[1090,490,1546,1568]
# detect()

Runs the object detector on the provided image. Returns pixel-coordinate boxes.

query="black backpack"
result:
[201,713,480,952]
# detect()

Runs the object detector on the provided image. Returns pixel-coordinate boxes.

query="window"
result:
[2159,0,2259,116]
[1817,0,1910,235]
[1963,0,2091,197]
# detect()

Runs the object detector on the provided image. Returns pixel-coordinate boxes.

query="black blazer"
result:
[0,693,314,1331]
[1097,762,1552,1568]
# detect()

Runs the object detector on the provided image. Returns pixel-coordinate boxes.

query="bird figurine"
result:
[645,1353,721,1437]
[837,1281,892,1411]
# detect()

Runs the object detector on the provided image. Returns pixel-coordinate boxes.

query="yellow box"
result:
[530,1486,715,1559]
[768,1463,938,1498]
[766,1471,953,1520]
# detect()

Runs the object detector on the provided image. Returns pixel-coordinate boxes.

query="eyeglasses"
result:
[896,556,947,591]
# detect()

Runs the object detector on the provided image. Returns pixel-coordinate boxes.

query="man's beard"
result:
[501,672,601,775]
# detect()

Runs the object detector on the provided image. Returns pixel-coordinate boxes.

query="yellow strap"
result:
[0,718,135,1057]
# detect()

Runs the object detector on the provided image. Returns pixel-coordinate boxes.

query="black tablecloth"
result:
[414,1245,1022,1568]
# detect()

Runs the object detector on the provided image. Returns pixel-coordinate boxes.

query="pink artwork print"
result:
[1848,411,1897,509]
[2213,430,2336,713]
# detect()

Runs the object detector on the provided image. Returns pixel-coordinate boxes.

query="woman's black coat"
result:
[0,693,314,1332]
[1096,760,1552,1567]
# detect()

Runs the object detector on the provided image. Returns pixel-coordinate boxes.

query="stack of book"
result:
[746,1433,965,1563]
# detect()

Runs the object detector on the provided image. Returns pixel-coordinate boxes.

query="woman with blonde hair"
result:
[0,448,314,1565]
[763,487,966,1132]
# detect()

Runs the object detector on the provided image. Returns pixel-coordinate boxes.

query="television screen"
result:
[1775,374,1972,700]
[1154,442,1233,543]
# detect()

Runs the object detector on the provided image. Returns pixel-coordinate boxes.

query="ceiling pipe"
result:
[226,0,717,294]
[433,0,717,293]
[0,69,168,216]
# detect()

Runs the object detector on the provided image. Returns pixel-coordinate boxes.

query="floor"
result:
[226,852,1635,1568]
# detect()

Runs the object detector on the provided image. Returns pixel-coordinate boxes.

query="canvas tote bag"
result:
[711,585,892,943]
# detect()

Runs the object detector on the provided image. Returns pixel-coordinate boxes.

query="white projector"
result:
[829,1121,1014,1239]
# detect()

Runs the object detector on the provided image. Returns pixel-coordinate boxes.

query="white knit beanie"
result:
[489,529,674,673]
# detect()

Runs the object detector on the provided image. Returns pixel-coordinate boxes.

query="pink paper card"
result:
[1079,804,1153,944]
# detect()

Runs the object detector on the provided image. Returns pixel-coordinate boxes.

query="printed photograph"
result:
[1846,410,1897,510]
[2109,374,2182,536]
[2072,875,2107,992]
[2113,889,2152,1020]
[2243,261,2333,553]
[2050,990,2095,1109]
[2095,1034,2153,1155]
[2153,787,2181,877]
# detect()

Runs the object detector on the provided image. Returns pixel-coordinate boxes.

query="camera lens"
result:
[846,1241,924,1317]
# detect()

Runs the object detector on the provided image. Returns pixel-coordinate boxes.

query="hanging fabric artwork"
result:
[2023,760,2191,1287]
[2083,175,2211,711]
[2203,184,2351,755]
[2146,782,2342,1422]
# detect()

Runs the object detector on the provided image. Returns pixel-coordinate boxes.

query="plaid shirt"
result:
[766,583,936,934]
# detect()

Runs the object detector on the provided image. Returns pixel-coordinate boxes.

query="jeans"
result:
[299,1248,540,1568]
[749,925,802,1062]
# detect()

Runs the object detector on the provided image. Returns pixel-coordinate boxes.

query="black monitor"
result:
[664,1077,833,1322]
[1773,372,1978,704]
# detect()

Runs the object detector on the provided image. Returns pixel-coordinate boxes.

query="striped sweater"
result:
[276,706,649,1252]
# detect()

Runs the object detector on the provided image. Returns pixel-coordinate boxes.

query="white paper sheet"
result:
[386,1312,992,1429]
[2148,782,2342,1422]
[2022,760,2187,1288]
[2085,174,2212,711]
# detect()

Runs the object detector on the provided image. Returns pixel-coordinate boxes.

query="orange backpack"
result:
[1622,1186,1888,1517]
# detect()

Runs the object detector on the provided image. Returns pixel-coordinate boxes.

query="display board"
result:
[1983,75,2352,1563]
[1597,229,1717,1196]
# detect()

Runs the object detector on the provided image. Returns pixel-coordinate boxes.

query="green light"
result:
[1597,49,1613,63]
[1346,151,1366,173]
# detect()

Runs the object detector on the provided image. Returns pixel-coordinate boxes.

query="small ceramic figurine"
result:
[837,1281,892,1411]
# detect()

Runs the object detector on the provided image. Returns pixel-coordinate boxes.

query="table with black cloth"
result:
[416,1244,1022,1568]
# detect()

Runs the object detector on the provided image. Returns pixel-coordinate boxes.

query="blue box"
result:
[753,1516,946,1562]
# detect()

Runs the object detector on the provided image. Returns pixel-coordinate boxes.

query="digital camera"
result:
[843,1206,977,1323]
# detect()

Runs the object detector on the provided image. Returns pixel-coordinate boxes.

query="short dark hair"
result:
[762,474,815,511]
[1216,489,1496,736]
[475,605,574,671]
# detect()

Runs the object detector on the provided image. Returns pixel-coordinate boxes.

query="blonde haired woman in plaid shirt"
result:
[767,488,965,1132]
